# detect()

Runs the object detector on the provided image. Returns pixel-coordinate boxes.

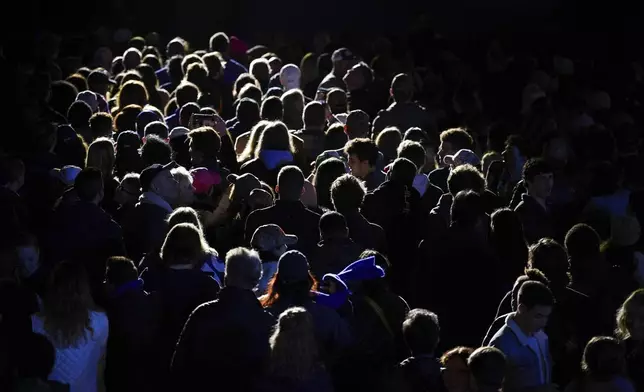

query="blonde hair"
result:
[238,120,269,163]
[86,137,115,178]
[254,121,295,159]
[269,307,320,381]
[616,289,644,340]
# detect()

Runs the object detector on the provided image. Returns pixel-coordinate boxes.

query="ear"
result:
[275,185,279,195]
[389,88,393,97]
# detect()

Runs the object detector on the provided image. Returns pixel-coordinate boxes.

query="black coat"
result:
[122,201,170,261]
[341,210,387,255]
[171,287,275,391]
[515,194,555,245]
[309,238,365,280]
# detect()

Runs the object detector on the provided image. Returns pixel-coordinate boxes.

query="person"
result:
[312,157,347,211]
[261,250,351,362]
[281,89,305,130]
[188,126,232,184]
[140,135,172,167]
[261,96,284,121]
[258,307,334,392]
[210,32,248,86]
[376,127,403,165]
[468,347,507,392]
[170,166,195,207]
[343,62,380,118]
[121,163,178,260]
[31,262,109,392]
[86,137,119,215]
[344,138,385,191]
[171,248,275,391]
[112,173,140,225]
[490,281,556,392]
[397,309,443,392]
[11,332,70,392]
[229,98,261,140]
[89,112,113,141]
[396,140,443,213]
[345,109,370,140]
[144,120,169,140]
[240,121,296,187]
[245,166,321,256]
[324,123,348,151]
[250,58,270,91]
[515,158,555,244]
[114,131,143,179]
[565,336,635,392]
[318,48,355,91]
[330,174,387,253]
[103,257,162,392]
[164,82,199,128]
[490,208,529,290]
[251,224,298,296]
[309,211,364,280]
[279,64,301,91]
[293,101,328,164]
[615,289,644,391]
[372,73,435,137]
[327,88,348,117]
[441,347,475,392]
[429,127,475,193]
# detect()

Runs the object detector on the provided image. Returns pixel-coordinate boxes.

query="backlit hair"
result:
[616,289,644,340]
[269,307,320,381]
[86,137,115,178]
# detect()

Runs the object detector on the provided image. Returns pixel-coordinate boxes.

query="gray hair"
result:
[225,247,262,289]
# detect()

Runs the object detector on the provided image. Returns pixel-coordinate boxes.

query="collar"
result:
[139,191,173,212]
[506,313,548,346]
[112,279,144,298]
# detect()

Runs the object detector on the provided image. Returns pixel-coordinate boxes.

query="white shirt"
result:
[32,311,109,392]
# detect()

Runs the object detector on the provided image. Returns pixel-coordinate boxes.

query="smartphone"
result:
[190,113,217,129]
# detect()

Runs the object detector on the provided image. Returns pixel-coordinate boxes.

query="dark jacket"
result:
[515,194,555,245]
[309,237,365,280]
[171,287,275,391]
[240,150,295,188]
[397,355,443,392]
[105,281,163,392]
[428,166,450,194]
[363,169,387,192]
[122,194,171,261]
[292,129,326,164]
[245,200,321,256]
[372,102,435,137]
[341,210,387,255]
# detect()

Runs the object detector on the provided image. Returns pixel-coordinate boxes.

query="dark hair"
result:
[210,32,230,53]
[565,224,601,277]
[518,280,555,309]
[319,211,348,238]
[313,158,347,210]
[440,128,474,151]
[67,101,93,129]
[397,140,426,170]
[440,346,474,366]
[144,121,169,139]
[528,238,570,288]
[186,62,209,90]
[331,174,366,212]
[511,269,550,311]
[176,82,200,107]
[105,256,138,286]
[66,73,89,93]
[277,165,305,200]
[188,127,221,160]
[402,308,440,355]
[141,135,172,166]
[468,347,507,389]
[389,157,417,186]
[118,80,149,109]
[179,103,201,127]
[237,98,261,124]
[451,190,483,226]
[344,138,379,166]
[391,73,413,102]
[202,53,223,77]
[114,104,143,133]
[447,164,485,195]
[143,53,162,70]
[376,127,403,163]
[54,126,88,168]
[238,84,263,103]
[581,336,626,382]
[261,96,284,121]
[523,158,552,183]
[182,54,204,76]
[168,55,185,82]
[234,74,260,98]
[303,101,326,128]
[75,167,103,201]
[325,123,348,151]
[50,80,79,116]
[491,208,528,281]
[115,131,143,178]
[89,112,113,140]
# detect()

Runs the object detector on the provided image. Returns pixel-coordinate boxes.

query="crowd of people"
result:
[1,27,644,392]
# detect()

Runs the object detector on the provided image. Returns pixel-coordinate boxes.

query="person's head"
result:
[280,64,301,91]
[144,121,169,140]
[468,347,507,392]
[330,47,356,77]
[528,238,570,288]
[565,224,602,280]
[15,332,56,381]
[160,223,207,266]
[89,112,113,140]
[281,89,305,130]
[141,135,172,166]
[616,289,644,341]
[186,62,209,89]
[167,206,203,233]
[444,149,481,169]
[481,151,502,176]
[325,123,349,151]
[250,58,270,85]
[490,208,527,250]
[175,81,200,108]
[238,84,263,103]
[74,167,104,204]
[180,54,203,76]
[397,140,426,174]
[300,52,319,85]
[375,127,402,163]
[225,247,262,289]
[50,80,79,116]
[67,100,93,130]
[441,347,475,392]
[523,158,553,200]
[166,37,187,58]
[188,126,221,166]
[327,88,347,114]
[402,308,440,356]
[236,98,261,126]
[276,165,305,201]
[255,121,294,157]
[104,256,138,291]
[269,307,319,381]
[233,73,260,98]
[66,73,88,93]
[0,155,25,192]
[136,63,159,90]
[343,62,374,92]
[391,73,414,103]
[438,128,475,165]
[143,53,161,70]
[515,281,555,334]
[451,190,484,228]
[42,261,94,347]
[313,158,348,210]
[251,224,298,259]
[179,103,201,128]
[171,166,195,206]
[202,52,223,79]
[123,47,142,70]
[268,56,283,75]
[114,173,140,206]
[510,269,550,311]
[344,138,379,178]
[581,336,626,382]
[345,110,370,139]
[167,55,185,82]
[86,137,115,178]
[114,104,143,133]
[389,157,417,186]
[331,174,366,212]
[87,68,113,97]
[239,120,269,163]
[118,80,149,109]
[261,96,283,121]
[263,250,316,307]
[447,164,486,196]
[140,163,179,203]
[319,211,348,241]
[303,101,326,130]
[209,32,230,54]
